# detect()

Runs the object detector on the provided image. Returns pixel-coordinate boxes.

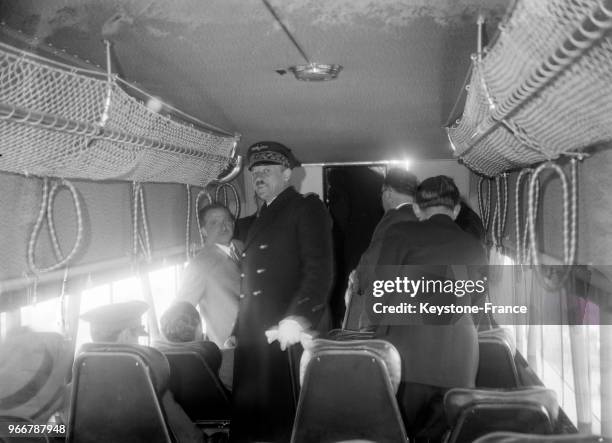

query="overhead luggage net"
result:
[446,0,612,177]
[0,41,238,187]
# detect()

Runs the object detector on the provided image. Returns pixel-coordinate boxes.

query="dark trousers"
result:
[396,382,449,442]
[229,342,301,443]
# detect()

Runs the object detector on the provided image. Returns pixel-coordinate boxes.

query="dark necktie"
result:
[258,203,268,217]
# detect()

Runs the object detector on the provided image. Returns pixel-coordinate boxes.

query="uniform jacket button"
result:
[253,290,262,296]
[239,294,245,299]
[256,268,266,274]
[240,273,245,278]
[242,252,247,257]
[259,244,268,249]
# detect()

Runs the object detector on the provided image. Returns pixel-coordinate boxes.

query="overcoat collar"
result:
[243,186,298,250]
[427,213,457,226]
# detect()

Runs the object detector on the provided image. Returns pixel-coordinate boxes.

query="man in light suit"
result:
[176,202,241,388]
[370,176,487,441]
[344,167,418,330]
[231,141,334,442]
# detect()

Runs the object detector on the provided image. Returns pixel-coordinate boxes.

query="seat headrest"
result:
[473,431,605,442]
[444,387,559,426]
[77,343,170,394]
[152,339,222,374]
[300,339,401,392]
[153,340,214,354]
[327,329,377,341]
[478,328,516,356]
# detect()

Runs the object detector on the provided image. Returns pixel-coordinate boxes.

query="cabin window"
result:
[74,262,186,350]
[538,323,602,434]
[147,264,184,326]
[489,251,603,434]
[20,298,63,334]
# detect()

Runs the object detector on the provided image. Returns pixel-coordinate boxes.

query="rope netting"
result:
[447,0,612,177]
[0,42,238,187]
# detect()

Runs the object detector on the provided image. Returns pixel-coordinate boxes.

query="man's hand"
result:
[265,317,313,350]
[345,269,358,307]
[277,318,304,350]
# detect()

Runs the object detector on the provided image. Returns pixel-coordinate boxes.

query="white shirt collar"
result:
[215,243,232,257]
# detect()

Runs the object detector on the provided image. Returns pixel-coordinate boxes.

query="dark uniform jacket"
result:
[231,186,334,442]
[234,213,257,244]
[370,214,487,388]
[345,203,417,329]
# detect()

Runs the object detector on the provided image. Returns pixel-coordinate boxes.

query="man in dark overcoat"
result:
[230,141,334,442]
[369,175,488,442]
[344,167,418,329]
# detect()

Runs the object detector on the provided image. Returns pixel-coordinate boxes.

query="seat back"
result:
[291,339,407,443]
[326,329,376,342]
[67,343,174,443]
[476,328,520,388]
[473,431,605,442]
[445,387,559,443]
[155,342,230,423]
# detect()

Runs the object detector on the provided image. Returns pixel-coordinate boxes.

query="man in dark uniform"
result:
[369,176,487,441]
[234,193,264,244]
[231,141,334,442]
[344,167,418,329]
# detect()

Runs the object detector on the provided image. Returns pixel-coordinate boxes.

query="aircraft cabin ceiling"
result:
[0,0,511,164]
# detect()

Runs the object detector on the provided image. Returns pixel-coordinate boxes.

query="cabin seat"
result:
[472,431,606,442]
[444,387,559,443]
[67,342,201,443]
[291,338,407,443]
[153,340,230,424]
[476,328,520,388]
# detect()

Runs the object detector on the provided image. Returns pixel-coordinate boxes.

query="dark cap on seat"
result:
[81,301,149,336]
[247,141,301,170]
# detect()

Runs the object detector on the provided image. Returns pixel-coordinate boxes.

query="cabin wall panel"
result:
[468,145,612,276]
[576,149,612,268]
[0,173,194,283]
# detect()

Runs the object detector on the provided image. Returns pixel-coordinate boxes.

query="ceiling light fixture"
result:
[261,0,343,82]
[288,63,343,82]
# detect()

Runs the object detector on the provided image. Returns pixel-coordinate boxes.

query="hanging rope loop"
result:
[524,178,540,265]
[195,189,214,247]
[489,174,508,252]
[514,169,533,264]
[526,159,579,289]
[27,177,84,274]
[131,181,152,262]
[568,158,578,266]
[527,162,574,266]
[214,182,241,219]
[185,184,192,260]
[477,176,492,237]
[497,173,508,251]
